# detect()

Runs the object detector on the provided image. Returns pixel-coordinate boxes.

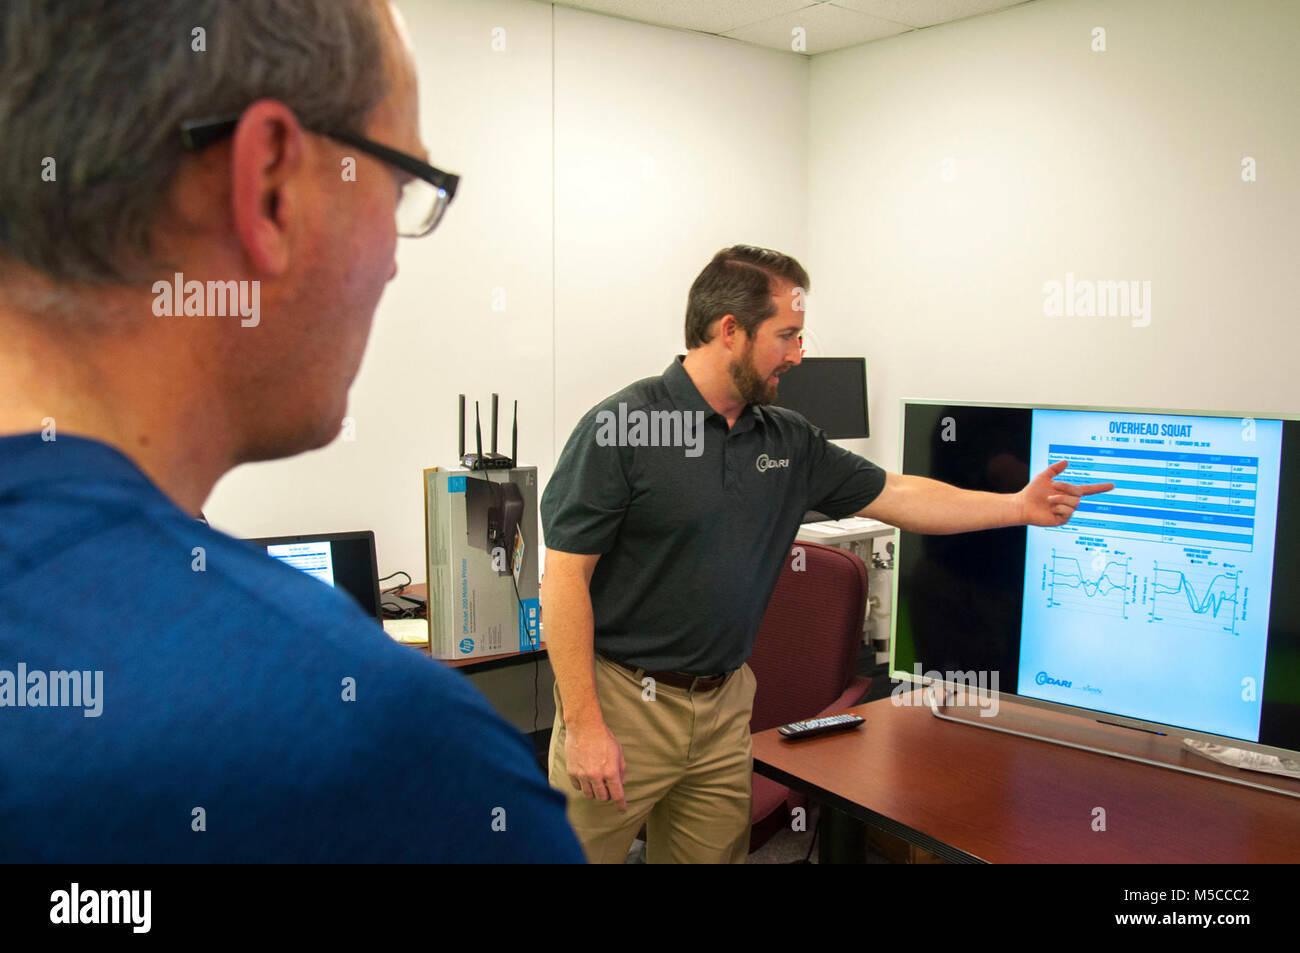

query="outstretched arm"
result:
[857,460,1114,533]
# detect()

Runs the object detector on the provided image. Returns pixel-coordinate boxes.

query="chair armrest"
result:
[817,676,871,716]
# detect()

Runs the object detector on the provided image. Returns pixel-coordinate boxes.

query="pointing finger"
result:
[1076,482,1115,495]
[1054,481,1114,497]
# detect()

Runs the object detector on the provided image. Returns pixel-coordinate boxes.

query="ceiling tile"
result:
[829,0,1029,30]
[551,0,820,36]
[724,3,910,55]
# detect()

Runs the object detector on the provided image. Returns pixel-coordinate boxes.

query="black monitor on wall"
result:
[774,356,869,439]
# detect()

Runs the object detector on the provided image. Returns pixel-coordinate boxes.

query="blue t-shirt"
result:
[0,433,583,862]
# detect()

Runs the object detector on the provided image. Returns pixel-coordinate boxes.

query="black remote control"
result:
[777,713,865,740]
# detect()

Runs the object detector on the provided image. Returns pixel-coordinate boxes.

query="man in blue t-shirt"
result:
[0,1,582,862]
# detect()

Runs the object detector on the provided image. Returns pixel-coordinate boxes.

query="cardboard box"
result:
[423,466,541,660]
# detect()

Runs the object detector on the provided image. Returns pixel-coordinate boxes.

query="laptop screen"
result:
[247,530,383,624]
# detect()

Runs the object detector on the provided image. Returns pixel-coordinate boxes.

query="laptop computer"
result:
[246,530,384,624]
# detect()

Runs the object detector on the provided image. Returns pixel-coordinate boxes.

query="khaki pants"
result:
[548,653,757,864]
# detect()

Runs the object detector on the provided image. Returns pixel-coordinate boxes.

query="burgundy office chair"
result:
[747,540,872,852]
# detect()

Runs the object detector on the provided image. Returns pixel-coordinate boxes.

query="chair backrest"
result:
[747,540,868,732]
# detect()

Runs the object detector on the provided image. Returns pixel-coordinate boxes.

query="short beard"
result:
[729,343,777,406]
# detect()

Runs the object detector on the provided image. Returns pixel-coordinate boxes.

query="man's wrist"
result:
[567,711,607,734]
[1011,488,1027,527]
[560,692,606,733]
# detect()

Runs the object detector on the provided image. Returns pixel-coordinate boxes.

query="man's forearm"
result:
[541,569,606,732]
[866,473,1023,534]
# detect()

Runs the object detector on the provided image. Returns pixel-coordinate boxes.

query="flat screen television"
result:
[891,400,1300,760]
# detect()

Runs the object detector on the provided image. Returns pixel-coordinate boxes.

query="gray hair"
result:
[0,0,389,293]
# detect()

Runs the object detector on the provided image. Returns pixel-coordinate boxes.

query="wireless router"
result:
[459,392,517,471]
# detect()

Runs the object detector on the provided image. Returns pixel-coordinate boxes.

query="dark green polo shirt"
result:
[541,357,886,675]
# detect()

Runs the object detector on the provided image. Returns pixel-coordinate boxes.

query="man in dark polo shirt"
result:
[541,244,1112,864]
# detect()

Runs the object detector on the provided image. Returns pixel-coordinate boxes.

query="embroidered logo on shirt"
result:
[755,453,790,473]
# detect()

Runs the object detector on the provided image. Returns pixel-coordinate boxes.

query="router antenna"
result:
[491,393,500,454]
[458,394,465,459]
[474,401,483,465]
[512,400,518,466]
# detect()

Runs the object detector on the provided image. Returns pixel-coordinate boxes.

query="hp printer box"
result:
[423,466,541,660]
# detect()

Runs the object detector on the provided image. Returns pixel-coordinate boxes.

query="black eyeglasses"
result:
[180,116,460,237]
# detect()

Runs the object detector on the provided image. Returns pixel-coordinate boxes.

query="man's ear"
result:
[717,314,740,349]
[229,99,308,277]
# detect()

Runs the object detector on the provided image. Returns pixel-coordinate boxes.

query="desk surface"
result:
[753,692,1300,863]
[795,517,895,545]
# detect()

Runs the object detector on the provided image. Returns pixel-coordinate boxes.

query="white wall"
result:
[553,6,808,432]
[807,0,1300,472]
[203,0,810,587]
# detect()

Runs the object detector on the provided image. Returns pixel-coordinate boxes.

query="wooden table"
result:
[752,690,1300,863]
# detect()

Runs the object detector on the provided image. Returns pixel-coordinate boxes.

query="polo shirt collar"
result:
[732,404,763,435]
[663,356,767,435]
[0,432,160,497]
[663,356,715,418]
